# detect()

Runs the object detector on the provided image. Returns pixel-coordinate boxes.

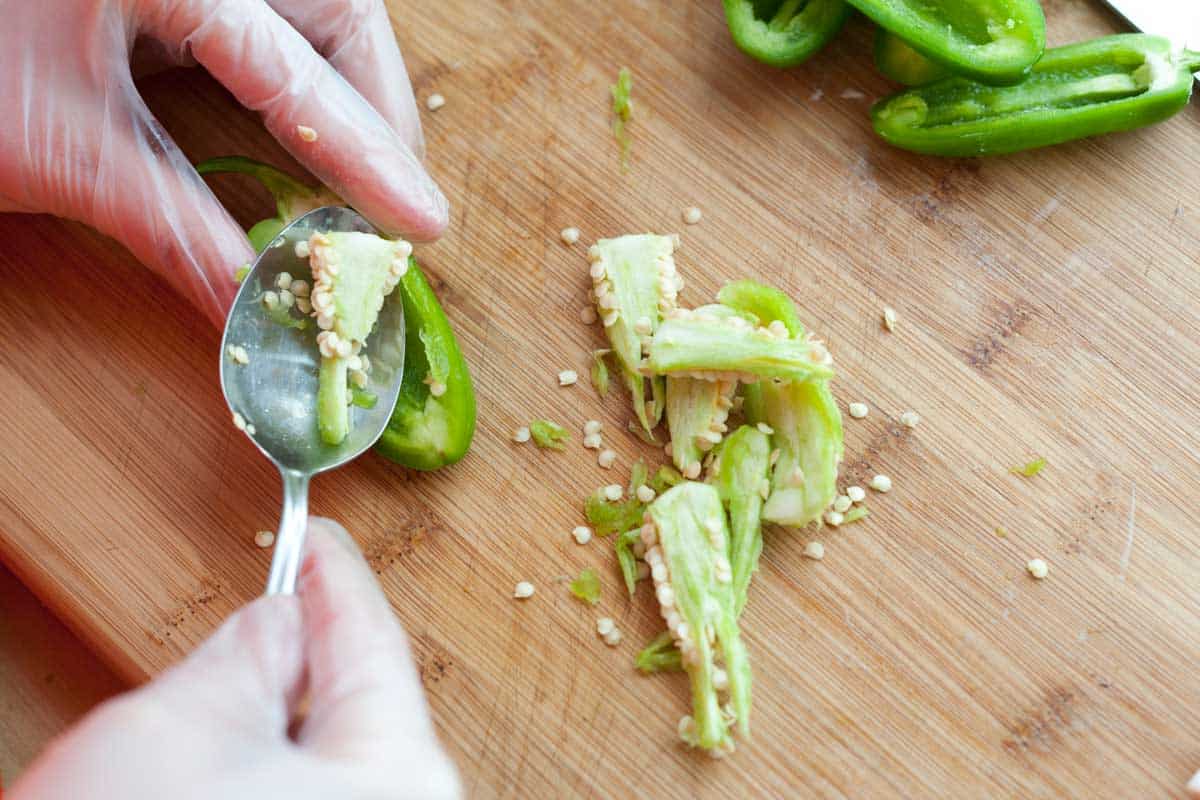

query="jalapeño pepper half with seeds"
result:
[872,34,1200,157]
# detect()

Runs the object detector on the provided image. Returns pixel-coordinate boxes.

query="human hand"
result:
[10,517,460,800]
[0,0,447,327]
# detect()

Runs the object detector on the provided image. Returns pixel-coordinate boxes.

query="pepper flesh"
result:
[309,231,408,445]
[845,0,1045,84]
[745,378,843,528]
[589,235,680,434]
[665,377,736,478]
[375,259,476,470]
[875,28,950,86]
[647,310,833,384]
[716,280,804,337]
[873,34,1200,157]
[644,482,751,753]
[722,0,851,68]
[713,425,771,615]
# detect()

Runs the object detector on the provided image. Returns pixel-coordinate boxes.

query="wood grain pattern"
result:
[0,565,123,782]
[1,1,1199,797]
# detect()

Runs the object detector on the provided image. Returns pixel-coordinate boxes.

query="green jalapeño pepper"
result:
[197,156,476,469]
[722,0,851,68]
[875,28,949,86]
[846,0,1045,84]
[376,259,476,470]
[872,34,1200,157]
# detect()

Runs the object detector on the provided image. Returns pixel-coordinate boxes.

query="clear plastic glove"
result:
[9,518,460,800]
[0,0,447,327]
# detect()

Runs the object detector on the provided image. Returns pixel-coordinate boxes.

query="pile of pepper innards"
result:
[722,0,1200,156]
[520,233,877,758]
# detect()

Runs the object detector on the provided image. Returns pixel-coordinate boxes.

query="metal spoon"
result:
[218,207,405,595]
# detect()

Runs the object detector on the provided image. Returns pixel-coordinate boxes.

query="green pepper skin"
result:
[846,0,1044,84]
[723,0,851,68]
[375,258,476,470]
[872,35,1200,157]
[874,28,950,86]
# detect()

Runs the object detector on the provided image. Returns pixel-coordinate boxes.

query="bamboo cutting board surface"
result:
[2,2,1199,797]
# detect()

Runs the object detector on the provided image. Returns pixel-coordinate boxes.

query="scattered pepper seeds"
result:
[254,530,275,548]
[583,420,603,436]
[232,411,247,431]
[573,526,593,545]
[682,206,702,225]
[804,541,825,560]
[756,422,774,435]
[514,581,535,599]
[848,402,869,419]
[1027,558,1049,580]
[882,306,897,332]
[869,474,892,493]
[603,483,623,501]
[580,306,598,324]
[597,617,616,636]
[560,227,581,245]
[598,449,618,469]
[583,433,603,450]
[558,369,579,386]
[899,410,920,428]
[636,484,656,503]
[513,426,531,443]
[833,495,852,513]
[296,125,319,142]
[426,93,446,111]
[847,485,866,503]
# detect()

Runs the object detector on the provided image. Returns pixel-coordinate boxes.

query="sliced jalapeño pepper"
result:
[872,34,1200,157]
[846,0,1045,84]
[722,0,852,68]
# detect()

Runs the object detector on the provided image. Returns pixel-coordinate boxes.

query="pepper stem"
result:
[195,156,315,206]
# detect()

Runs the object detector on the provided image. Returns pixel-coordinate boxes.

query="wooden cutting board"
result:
[2,1,1198,796]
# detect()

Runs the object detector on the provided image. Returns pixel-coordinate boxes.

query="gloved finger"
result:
[144,594,307,738]
[142,0,448,241]
[294,517,440,759]
[90,101,251,326]
[265,0,424,158]
[41,74,248,326]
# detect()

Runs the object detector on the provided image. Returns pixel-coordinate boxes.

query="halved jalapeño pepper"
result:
[847,0,1045,84]
[872,35,1200,157]
[722,0,852,68]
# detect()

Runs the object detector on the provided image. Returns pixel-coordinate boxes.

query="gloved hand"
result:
[0,0,447,327]
[9,517,459,800]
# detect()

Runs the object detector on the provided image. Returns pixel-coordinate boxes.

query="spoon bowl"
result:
[219,207,405,594]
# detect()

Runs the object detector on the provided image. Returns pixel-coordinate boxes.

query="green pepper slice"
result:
[845,0,1045,84]
[874,28,950,86]
[375,258,476,470]
[722,0,851,68]
[872,34,1200,157]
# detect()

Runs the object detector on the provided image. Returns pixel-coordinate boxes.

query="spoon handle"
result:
[265,469,312,595]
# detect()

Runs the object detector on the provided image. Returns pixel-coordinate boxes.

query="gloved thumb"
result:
[145,593,307,737]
